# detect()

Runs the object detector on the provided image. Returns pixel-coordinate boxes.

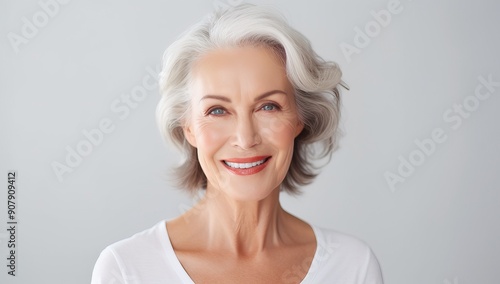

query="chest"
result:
[175,245,316,284]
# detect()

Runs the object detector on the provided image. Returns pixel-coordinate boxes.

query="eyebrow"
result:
[200,90,288,103]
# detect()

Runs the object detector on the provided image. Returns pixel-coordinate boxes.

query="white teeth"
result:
[224,158,267,169]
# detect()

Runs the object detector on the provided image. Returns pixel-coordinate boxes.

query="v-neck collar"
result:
[158,219,323,283]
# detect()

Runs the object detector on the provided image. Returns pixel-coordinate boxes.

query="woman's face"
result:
[184,46,303,201]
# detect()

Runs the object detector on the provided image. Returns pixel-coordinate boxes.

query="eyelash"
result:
[206,103,281,116]
[207,107,226,116]
[260,103,281,112]
[205,106,226,116]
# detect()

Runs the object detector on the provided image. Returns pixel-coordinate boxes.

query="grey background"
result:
[1,0,499,283]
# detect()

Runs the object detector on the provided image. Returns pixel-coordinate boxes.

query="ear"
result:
[183,124,197,148]
[294,120,304,138]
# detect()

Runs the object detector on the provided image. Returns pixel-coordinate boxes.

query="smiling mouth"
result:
[223,157,271,169]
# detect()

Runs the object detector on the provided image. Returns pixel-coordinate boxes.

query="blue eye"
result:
[209,108,225,115]
[261,104,278,111]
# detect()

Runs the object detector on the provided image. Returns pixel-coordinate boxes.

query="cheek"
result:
[192,119,234,189]
[258,116,298,146]
[193,119,231,153]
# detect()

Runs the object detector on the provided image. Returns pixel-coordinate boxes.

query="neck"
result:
[193,184,290,256]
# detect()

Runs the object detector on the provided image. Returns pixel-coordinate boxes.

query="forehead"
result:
[189,46,291,96]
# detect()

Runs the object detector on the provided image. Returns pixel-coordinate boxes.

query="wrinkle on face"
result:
[184,45,303,201]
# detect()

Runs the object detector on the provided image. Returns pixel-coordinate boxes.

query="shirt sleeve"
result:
[361,247,384,284]
[91,247,127,284]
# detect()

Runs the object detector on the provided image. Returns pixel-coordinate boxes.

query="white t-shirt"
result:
[91,220,384,283]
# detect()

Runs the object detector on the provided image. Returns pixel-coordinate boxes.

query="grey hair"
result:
[156,3,346,195]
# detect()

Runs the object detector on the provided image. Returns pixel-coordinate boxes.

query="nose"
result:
[232,115,261,149]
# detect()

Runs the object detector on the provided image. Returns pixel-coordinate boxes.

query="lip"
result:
[221,156,271,176]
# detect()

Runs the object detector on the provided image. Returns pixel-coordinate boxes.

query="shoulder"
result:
[91,220,171,284]
[105,220,165,257]
[309,225,384,283]
[313,225,372,256]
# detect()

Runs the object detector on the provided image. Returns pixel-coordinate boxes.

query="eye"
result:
[260,103,280,111]
[208,107,226,116]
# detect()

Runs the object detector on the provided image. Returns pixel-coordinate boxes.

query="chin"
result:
[219,179,279,202]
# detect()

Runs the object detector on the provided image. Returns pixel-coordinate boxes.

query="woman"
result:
[92,3,383,283]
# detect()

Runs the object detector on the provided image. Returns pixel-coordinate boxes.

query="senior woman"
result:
[92,3,383,284]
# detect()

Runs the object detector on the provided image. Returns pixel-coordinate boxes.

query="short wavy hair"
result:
[156,3,346,195]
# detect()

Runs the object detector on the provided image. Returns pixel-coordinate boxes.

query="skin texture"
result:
[166,46,316,283]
